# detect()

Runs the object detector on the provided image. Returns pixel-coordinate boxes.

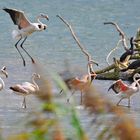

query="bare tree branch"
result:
[57,14,98,75]
[104,22,129,51]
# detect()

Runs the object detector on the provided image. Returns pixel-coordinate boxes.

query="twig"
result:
[104,22,129,51]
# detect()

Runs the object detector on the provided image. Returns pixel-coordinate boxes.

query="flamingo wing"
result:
[108,82,120,93]
[68,76,89,91]
[22,82,36,93]
[22,82,33,87]
[108,80,128,93]
[10,84,28,94]
[3,8,31,29]
[70,77,87,85]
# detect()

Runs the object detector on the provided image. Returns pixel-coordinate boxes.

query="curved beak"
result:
[94,62,98,66]
[1,66,8,78]
[89,60,98,66]
[45,15,49,21]
[41,14,49,21]
[37,74,40,79]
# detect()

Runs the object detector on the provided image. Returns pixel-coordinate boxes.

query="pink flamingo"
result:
[10,73,40,108]
[60,61,97,104]
[108,73,140,107]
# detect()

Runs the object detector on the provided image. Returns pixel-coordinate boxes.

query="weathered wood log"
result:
[58,17,140,81]
[96,22,140,81]
[95,64,115,74]
[96,71,119,80]
[95,56,140,74]
[131,55,140,59]
[135,28,140,49]
[96,66,140,81]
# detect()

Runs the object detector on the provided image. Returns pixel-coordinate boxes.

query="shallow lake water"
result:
[0,0,140,138]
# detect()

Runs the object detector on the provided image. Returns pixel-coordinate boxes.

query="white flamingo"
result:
[0,66,8,91]
[10,73,40,108]
[3,7,49,66]
[108,73,140,107]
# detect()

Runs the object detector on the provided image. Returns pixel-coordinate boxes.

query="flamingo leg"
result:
[15,37,26,66]
[116,97,125,106]
[80,92,83,105]
[67,90,75,103]
[128,97,131,108]
[59,89,63,95]
[22,97,26,109]
[20,37,35,64]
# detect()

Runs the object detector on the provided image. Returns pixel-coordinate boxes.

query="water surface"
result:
[0,0,140,138]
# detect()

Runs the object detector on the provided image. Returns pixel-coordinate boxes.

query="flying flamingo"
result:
[108,73,140,107]
[0,66,8,91]
[9,73,40,108]
[3,7,49,66]
[60,61,97,104]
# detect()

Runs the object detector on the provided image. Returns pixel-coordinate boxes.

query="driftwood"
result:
[95,56,140,80]
[95,64,115,74]
[94,22,140,80]
[104,22,129,50]
[57,17,140,81]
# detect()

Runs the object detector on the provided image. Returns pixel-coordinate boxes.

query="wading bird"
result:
[108,73,140,107]
[3,7,49,66]
[60,61,97,104]
[10,73,40,108]
[0,66,8,91]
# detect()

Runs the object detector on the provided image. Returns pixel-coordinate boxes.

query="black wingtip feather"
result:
[3,8,18,25]
[10,87,13,90]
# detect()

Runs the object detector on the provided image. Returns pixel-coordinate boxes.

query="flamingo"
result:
[3,7,49,66]
[9,73,40,108]
[108,73,140,107]
[60,61,97,104]
[0,66,8,91]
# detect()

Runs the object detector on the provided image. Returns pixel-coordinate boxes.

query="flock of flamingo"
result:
[0,7,140,109]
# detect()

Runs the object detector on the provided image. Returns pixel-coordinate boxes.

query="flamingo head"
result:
[32,73,40,79]
[133,73,140,79]
[40,13,49,21]
[0,66,8,78]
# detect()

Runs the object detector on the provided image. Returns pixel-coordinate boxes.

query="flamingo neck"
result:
[87,64,94,83]
[37,16,43,25]
[87,63,96,82]
[31,76,39,91]
[133,74,140,89]
[0,77,5,90]
[87,64,92,82]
